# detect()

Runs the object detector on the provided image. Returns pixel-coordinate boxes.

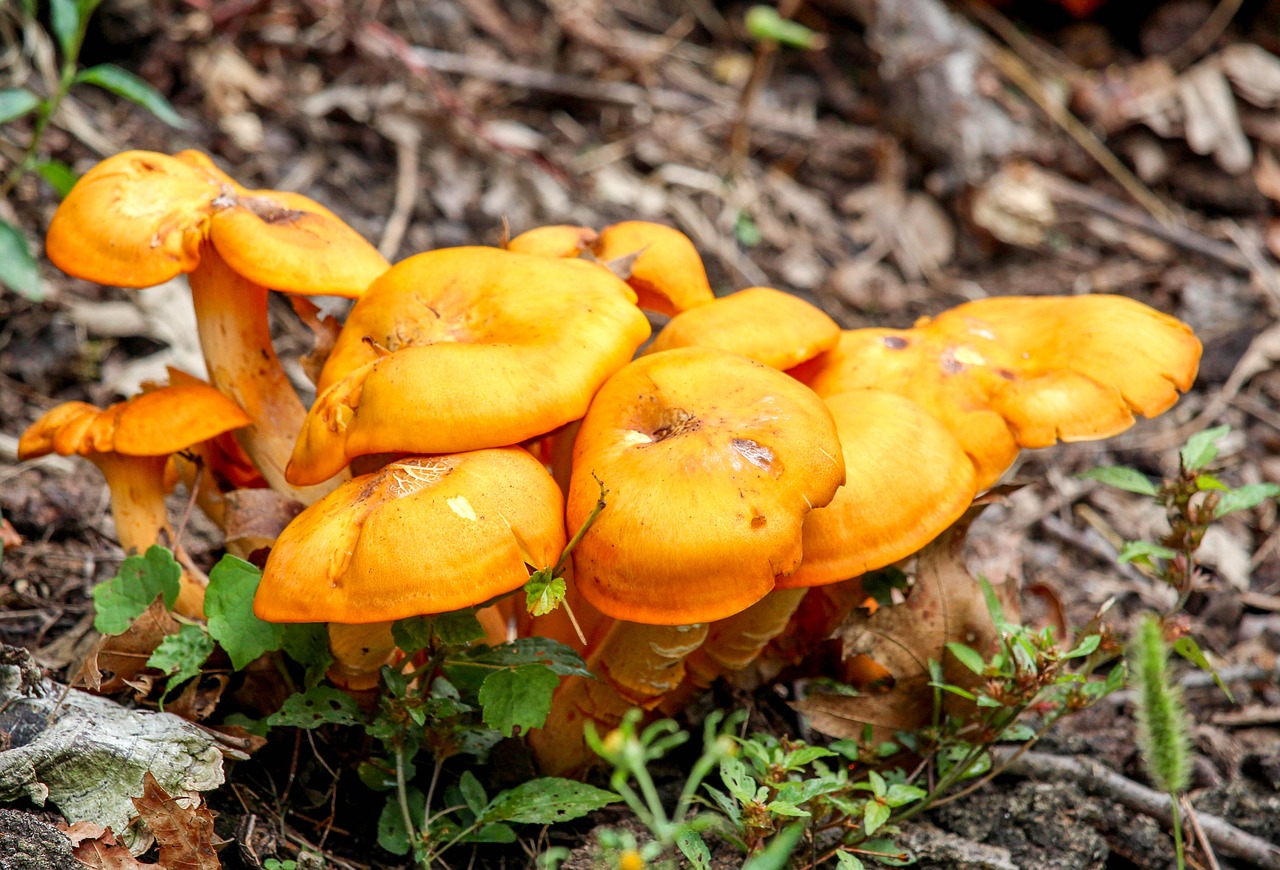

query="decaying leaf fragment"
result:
[793,504,1019,740]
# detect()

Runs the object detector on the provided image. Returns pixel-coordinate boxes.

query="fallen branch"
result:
[994,748,1280,870]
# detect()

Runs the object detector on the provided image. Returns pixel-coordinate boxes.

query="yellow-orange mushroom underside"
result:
[567,347,845,625]
[255,448,566,624]
[648,286,840,370]
[290,247,651,485]
[778,390,978,588]
[798,294,1202,490]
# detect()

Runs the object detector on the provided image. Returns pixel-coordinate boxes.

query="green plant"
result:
[1,0,184,298]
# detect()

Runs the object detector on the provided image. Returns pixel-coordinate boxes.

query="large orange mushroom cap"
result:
[567,347,846,625]
[506,224,599,259]
[648,287,840,370]
[46,149,387,296]
[290,247,651,485]
[592,221,715,316]
[798,295,1202,490]
[255,448,566,624]
[778,390,978,588]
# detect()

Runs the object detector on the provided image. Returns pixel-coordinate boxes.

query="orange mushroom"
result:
[289,246,650,485]
[17,384,253,618]
[44,150,389,502]
[647,286,840,370]
[506,224,599,259]
[796,294,1202,489]
[255,448,566,688]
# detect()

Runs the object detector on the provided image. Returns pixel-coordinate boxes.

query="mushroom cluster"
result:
[23,150,1204,778]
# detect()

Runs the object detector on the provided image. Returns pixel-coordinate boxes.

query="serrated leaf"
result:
[74,64,187,128]
[378,788,424,855]
[92,545,181,634]
[267,686,364,729]
[461,822,517,844]
[205,555,281,669]
[0,219,42,300]
[1181,426,1230,471]
[479,778,618,824]
[719,755,756,803]
[525,571,566,616]
[279,623,332,687]
[147,623,215,702]
[1216,482,1280,517]
[1077,466,1158,496]
[676,829,712,870]
[478,665,559,736]
[32,159,78,198]
[392,616,433,654]
[0,88,40,124]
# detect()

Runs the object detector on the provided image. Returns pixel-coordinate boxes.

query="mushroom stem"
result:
[90,452,208,619]
[530,620,709,777]
[188,245,346,503]
[328,611,511,692]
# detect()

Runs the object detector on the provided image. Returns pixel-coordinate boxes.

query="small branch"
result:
[994,749,1280,870]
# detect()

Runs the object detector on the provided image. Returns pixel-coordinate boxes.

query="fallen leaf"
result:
[71,825,146,870]
[793,505,1019,740]
[59,819,109,847]
[969,162,1056,247]
[132,772,222,870]
[1179,60,1252,174]
[0,517,22,551]
[289,296,343,387]
[79,598,180,695]
[221,489,304,561]
[164,675,229,723]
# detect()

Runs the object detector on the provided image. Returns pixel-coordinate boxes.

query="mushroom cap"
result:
[567,347,846,625]
[592,221,715,316]
[777,390,978,588]
[648,287,840,370]
[796,294,1202,490]
[507,224,599,259]
[289,246,651,485]
[46,150,387,297]
[18,384,252,460]
[254,448,566,623]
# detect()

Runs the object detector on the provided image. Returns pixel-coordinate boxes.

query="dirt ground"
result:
[3,0,1280,867]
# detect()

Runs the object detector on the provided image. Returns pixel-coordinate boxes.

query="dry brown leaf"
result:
[60,819,109,847]
[221,489,304,561]
[969,162,1056,247]
[0,517,22,551]
[72,830,147,870]
[164,675,229,723]
[132,772,222,870]
[79,598,179,695]
[793,505,1019,740]
[288,296,343,388]
[1179,60,1252,174]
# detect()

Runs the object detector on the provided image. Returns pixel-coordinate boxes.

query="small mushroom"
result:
[796,294,1202,489]
[17,384,253,618]
[45,150,389,502]
[254,448,566,688]
[289,246,651,485]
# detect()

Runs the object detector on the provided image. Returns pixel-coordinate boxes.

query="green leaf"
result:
[1172,636,1234,703]
[734,211,762,247]
[977,575,1011,630]
[929,682,976,701]
[1001,723,1037,741]
[741,824,804,870]
[1181,426,1230,471]
[1118,540,1177,565]
[945,642,987,675]
[377,787,425,855]
[525,571,566,616]
[860,838,913,866]
[434,610,488,647]
[391,616,434,654]
[676,829,713,870]
[0,89,40,124]
[764,800,810,818]
[1216,482,1280,517]
[267,686,364,729]
[0,219,42,300]
[719,755,756,803]
[450,637,593,678]
[204,555,281,670]
[1077,466,1158,496]
[92,545,182,634]
[73,64,187,128]
[782,745,836,768]
[884,783,927,807]
[32,159,78,198]
[460,822,516,844]
[1064,634,1101,659]
[744,6,822,49]
[479,778,618,824]
[863,799,891,835]
[458,770,487,816]
[147,623,215,702]
[478,664,559,736]
[279,623,332,687]
[50,0,83,58]
[836,853,865,870]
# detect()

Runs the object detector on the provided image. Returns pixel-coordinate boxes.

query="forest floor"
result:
[2,0,1280,867]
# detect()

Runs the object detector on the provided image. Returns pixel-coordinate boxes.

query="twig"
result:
[1182,794,1223,870]
[375,113,421,261]
[994,749,1280,870]
[1038,172,1250,272]
[1166,0,1245,71]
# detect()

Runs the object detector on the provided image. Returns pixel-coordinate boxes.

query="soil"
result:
[2,0,1280,868]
